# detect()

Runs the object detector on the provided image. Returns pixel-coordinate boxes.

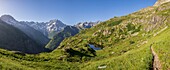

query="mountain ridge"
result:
[21,19,67,38]
[0,1,170,69]
[0,19,47,54]
[0,15,50,47]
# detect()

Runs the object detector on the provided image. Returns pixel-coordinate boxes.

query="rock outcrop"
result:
[154,0,170,6]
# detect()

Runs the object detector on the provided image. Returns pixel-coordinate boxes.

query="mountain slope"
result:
[0,0,170,70]
[56,1,170,58]
[46,22,99,50]
[46,26,80,50]
[51,0,170,69]
[0,19,45,54]
[0,15,49,47]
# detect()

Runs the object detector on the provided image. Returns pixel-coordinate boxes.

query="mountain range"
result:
[0,14,98,53]
[21,19,67,38]
[0,0,170,70]
[0,15,49,47]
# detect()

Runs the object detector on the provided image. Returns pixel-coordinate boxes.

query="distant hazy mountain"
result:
[75,21,100,29]
[46,21,100,50]
[0,15,49,47]
[0,19,47,54]
[21,19,66,38]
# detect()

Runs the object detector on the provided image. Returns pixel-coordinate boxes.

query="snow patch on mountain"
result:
[75,21,101,29]
[21,19,66,38]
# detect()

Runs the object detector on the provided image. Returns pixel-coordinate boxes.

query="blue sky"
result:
[0,0,156,25]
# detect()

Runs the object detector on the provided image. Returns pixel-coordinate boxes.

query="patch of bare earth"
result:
[151,46,162,70]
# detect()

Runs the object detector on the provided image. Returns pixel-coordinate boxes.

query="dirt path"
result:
[151,46,162,70]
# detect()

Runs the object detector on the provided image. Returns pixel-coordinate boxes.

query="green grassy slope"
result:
[0,23,169,70]
[79,24,170,70]
[152,27,170,69]
[55,2,170,61]
[0,1,170,70]
[0,49,80,70]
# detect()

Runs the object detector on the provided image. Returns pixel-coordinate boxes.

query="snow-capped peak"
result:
[47,19,66,32]
[75,21,101,29]
[17,18,67,38]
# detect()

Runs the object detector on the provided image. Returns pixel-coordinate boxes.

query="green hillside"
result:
[46,26,80,50]
[0,1,170,70]
[56,2,170,61]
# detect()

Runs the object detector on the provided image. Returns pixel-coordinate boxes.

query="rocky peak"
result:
[48,19,66,26]
[0,15,15,20]
[154,0,170,6]
[47,19,66,33]
[0,15,17,24]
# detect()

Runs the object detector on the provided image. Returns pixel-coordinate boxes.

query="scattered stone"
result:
[98,65,107,69]
[141,41,148,45]
[58,55,66,60]
[153,26,168,36]
[111,52,115,54]
[12,51,26,56]
[132,32,139,36]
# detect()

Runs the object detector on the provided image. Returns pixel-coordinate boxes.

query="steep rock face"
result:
[0,15,49,47]
[0,19,46,54]
[154,0,170,6]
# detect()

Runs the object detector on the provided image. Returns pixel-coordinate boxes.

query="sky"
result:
[0,0,157,25]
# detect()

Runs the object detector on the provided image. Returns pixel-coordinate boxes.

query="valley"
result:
[0,0,170,70]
